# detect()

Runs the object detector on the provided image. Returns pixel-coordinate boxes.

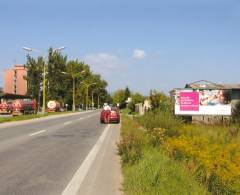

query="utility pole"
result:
[72,76,75,111]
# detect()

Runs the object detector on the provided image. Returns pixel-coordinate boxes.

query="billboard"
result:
[174,89,231,116]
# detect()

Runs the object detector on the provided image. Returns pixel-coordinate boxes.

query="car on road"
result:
[100,107,120,124]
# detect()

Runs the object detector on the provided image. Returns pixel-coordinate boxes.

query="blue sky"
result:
[0,0,239,95]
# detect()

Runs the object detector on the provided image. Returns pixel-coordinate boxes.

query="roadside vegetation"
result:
[138,110,240,194]
[118,90,240,194]
[119,115,207,194]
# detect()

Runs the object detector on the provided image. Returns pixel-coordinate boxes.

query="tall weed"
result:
[119,115,207,194]
[122,147,207,195]
[138,109,182,137]
[118,115,147,164]
[135,109,240,194]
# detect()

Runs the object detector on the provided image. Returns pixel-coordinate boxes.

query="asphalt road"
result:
[0,111,122,195]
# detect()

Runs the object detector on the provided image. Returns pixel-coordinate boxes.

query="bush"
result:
[149,90,173,112]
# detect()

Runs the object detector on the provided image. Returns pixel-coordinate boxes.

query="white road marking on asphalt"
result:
[29,130,46,136]
[64,121,73,125]
[61,124,111,195]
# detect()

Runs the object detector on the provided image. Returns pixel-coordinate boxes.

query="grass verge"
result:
[118,115,207,195]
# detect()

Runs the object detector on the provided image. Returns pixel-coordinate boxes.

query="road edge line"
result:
[61,124,111,195]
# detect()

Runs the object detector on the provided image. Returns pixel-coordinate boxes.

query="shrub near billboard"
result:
[174,89,231,116]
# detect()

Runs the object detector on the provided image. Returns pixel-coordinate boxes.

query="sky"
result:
[0,0,239,95]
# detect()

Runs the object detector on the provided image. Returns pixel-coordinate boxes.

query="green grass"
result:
[123,147,207,195]
[120,108,132,115]
[119,115,207,195]
[0,111,75,124]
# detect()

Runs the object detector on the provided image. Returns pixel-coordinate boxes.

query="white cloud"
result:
[132,49,146,60]
[83,53,126,76]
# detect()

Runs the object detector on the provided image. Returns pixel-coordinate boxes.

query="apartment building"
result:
[4,65,27,95]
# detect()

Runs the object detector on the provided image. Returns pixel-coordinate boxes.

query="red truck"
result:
[0,101,12,114]
[12,99,37,116]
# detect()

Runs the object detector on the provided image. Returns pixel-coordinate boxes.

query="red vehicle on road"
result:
[100,107,120,124]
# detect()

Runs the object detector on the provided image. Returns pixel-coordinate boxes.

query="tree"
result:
[103,93,113,105]
[124,86,131,100]
[149,90,172,112]
[64,60,89,110]
[128,92,145,113]
[90,74,108,108]
[47,48,68,103]
[24,55,44,105]
[74,68,109,109]
[112,89,126,107]
[132,92,145,104]
[23,47,109,111]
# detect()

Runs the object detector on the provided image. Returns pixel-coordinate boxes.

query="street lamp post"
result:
[42,63,46,114]
[23,46,66,114]
[72,77,76,111]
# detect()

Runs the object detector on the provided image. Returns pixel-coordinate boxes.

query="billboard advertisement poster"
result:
[174,89,231,116]
[180,92,199,111]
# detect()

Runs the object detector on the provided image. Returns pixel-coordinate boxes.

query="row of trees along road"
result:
[112,87,145,111]
[24,48,110,110]
[112,87,172,113]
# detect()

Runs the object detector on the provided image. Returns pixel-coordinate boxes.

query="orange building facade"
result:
[4,65,27,95]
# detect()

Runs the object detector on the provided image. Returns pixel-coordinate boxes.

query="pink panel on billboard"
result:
[180,92,199,111]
